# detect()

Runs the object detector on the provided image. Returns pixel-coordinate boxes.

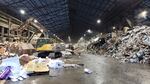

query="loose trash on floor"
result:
[0,42,81,82]
[0,80,6,84]
[84,68,93,74]
[0,56,28,82]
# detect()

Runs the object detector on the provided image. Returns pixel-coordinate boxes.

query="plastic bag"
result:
[0,56,28,81]
[0,66,11,79]
[1,56,21,79]
[48,59,64,69]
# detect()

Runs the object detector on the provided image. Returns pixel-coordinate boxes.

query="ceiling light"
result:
[20,9,26,15]
[34,19,38,23]
[113,27,116,29]
[97,19,101,24]
[138,10,148,19]
[87,29,93,33]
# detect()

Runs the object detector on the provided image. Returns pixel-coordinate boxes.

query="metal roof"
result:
[0,0,149,42]
[0,0,70,39]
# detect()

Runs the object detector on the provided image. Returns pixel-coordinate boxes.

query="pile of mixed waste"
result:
[0,43,84,82]
[87,33,111,54]
[88,26,150,64]
[0,54,84,82]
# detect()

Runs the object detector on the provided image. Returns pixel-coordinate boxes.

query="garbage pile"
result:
[87,26,150,64]
[0,41,83,82]
[0,52,83,82]
[106,26,150,64]
[87,34,111,54]
[0,55,28,82]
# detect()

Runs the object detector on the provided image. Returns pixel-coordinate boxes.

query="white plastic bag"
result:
[0,56,28,81]
[48,59,64,69]
[48,59,64,76]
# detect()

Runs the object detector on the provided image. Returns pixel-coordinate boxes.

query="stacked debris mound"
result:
[107,26,150,64]
[87,33,112,55]
[87,37,109,54]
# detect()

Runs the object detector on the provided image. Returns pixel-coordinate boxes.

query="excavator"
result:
[10,17,63,58]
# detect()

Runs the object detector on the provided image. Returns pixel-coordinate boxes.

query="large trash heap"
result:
[88,26,150,64]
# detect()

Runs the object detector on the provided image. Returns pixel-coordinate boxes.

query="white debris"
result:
[84,68,92,74]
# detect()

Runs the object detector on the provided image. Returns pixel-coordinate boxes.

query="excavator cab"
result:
[36,38,54,51]
[36,38,62,58]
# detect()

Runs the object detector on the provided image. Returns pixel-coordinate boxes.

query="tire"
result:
[54,52,62,58]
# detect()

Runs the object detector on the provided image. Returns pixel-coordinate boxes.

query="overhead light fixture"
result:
[113,27,116,30]
[20,9,26,15]
[138,10,148,19]
[87,29,93,33]
[97,19,101,24]
[34,19,38,23]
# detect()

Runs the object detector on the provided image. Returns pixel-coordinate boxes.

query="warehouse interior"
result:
[0,0,150,84]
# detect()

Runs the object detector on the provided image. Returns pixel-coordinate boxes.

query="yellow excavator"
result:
[36,38,64,58]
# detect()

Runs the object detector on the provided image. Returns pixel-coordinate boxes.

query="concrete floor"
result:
[6,54,150,84]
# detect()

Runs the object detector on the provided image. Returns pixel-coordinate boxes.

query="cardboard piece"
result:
[0,80,6,84]
[9,42,35,55]
[24,59,49,72]
[0,46,5,55]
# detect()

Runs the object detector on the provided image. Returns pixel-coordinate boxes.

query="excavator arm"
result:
[10,17,48,42]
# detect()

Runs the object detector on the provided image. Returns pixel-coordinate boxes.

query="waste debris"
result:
[0,35,83,82]
[0,80,6,84]
[87,26,150,64]
[84,68,93,74]
[64,64,84,69]
[0,66,11,80]
[48,59,64,69]
[0,56,28,82]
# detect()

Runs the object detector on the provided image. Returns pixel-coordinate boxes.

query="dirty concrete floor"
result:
[6,54,150,84]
